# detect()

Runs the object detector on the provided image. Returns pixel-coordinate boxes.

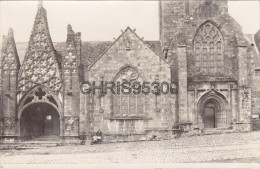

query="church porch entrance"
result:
[20,103,60,138]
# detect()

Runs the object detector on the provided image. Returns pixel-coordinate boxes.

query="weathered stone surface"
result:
[87,27,174,136]
[18,6,62,95]
[160,0,255,131]
[0,0,259,141]
[1,29,20,137]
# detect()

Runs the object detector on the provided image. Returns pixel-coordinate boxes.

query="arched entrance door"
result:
[203,102,216,128]
[198,90,228,129]
[20,103,60,137]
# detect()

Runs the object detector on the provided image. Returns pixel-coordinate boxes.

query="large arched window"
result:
[112,66,145,118]
[194,22,223,75]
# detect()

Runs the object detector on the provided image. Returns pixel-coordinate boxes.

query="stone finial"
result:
[1,35,7,52]
[67,24,74,35]
[75,32,81,39]
[38,0,43,9]
[8,28,14,37]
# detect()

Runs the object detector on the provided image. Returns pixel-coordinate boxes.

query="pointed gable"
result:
[1,29,20,76]
[90,27,167,68]
[18,4,62,94]
[63,24,81,75]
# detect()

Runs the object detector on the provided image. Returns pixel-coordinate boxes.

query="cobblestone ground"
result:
[0,131,260,164]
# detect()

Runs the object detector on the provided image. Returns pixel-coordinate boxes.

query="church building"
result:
[1,0,260,142]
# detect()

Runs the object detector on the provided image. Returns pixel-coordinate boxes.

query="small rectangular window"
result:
[46,115,52,120]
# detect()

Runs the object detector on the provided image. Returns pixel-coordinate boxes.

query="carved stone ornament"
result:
[63,24,81,75]
[1,29,20,76]
[115,67,140,82]
[64,43,78,74]
[19,86,60,113]
[194,2,221,18]
[18,7,62,94]
[176,32,186,46]
[122,35,132,50]
[64,116,78,134]
[4,117,16,135]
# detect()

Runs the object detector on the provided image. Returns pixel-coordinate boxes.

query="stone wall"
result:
[160,0,245,80]
[252,70,260,130]
[1,0,258,141]
[252,31,260,130]
[86,27,175,139]
[160,0,254,131]
[62,25,82,137]
[188,82,236,129]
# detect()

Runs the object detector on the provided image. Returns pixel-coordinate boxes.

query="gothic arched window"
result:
[112,66,145,118]
[194,22,223,75]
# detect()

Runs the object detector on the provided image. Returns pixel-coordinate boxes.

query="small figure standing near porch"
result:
[80,132,86,145]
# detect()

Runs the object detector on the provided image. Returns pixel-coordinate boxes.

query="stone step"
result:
[202,129,233,135]
[0,143,57,150]
[31,138,60,141]
[31,135,60,139]
[0,134,84,150]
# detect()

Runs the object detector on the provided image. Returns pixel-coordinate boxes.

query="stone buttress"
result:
[62,24,82,137]
[0,29,20,138]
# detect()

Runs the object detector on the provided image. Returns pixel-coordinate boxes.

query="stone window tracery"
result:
[194,22,223,75]
[19,86,59,113]
[112,67,145,118]
[18,18,62,95]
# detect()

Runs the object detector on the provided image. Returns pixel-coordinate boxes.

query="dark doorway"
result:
[20,103,60,137]
[203,102,216,128]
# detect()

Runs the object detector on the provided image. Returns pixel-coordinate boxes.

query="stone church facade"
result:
[1,0,260,142]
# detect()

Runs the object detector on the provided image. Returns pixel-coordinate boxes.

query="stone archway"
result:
[197,90,228,129]
[20,103,60,137]
[17,85,63,138]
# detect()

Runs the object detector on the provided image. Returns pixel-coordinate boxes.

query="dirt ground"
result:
[0,131,259,167]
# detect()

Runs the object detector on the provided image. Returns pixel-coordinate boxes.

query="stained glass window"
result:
[194,22,223,75]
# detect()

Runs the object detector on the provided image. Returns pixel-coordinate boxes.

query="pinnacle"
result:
[67,24,74,34]
[38,0,43,9]
[2,35,6,42]
[8,28,14,36]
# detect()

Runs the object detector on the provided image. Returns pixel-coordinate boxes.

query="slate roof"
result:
[144,41,164,57]
[3,40,163,68]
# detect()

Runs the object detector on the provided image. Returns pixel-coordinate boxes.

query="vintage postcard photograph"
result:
[0,0,260,169]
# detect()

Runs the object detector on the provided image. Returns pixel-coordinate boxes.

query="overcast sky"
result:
[0,1,259,42]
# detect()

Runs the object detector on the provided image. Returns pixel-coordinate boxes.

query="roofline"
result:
[244,34,259,54]
[89,26,169,69]
[129,27,170,65]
